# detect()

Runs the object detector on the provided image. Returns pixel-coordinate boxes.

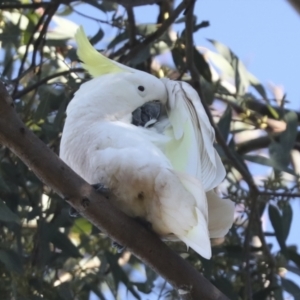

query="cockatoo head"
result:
[66,26,167,124]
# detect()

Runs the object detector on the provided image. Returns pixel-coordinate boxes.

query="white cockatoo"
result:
[60,27,234,259]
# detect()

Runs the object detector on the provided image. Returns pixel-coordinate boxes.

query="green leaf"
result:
[90,28,104,45]
[204,50,234,78]
[217,105,232,141]
[136,24,158,37]
[282,203,293,242]
[71,218,92,235]
[84,0,118,12]
[107,31,128,49]
[212,277,238,300]
[0,199,20,224]
[269,142,290,168]
[282,278,300,298]
[253,287,279,300]
[200,77,215,105]
[273,287,284,300]
[234,58,249,95]
[286,248,300,268]
[280,111,298,152]
[207,39,234,63]
[244,153,295,175]
[248,72,267,100]
[0,249,23,274]
[267,105,280,119]
[171,46,185,72]
[268,204,286,250]
[193,47,212,82]
[49,227,81,258]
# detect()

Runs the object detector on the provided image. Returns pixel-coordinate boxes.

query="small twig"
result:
[259,191,300,198]
[157,280,167,300]
[13,68,84,100]
[13,6,51,94]
[73,7,122,28]
[121,0,187,63]
[242,191,258,300]
[126,6,137,47]
[0,2,51,9]
[0,0,77,10]
[31,2,60,70]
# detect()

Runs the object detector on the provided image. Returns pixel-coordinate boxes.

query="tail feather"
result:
[179,207,211,259]
[172,170,211,259]
[206,190,235,238]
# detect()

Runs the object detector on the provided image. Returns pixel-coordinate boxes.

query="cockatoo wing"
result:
[161,78,225,191]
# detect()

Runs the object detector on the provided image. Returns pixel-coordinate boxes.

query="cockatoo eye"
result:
[138,86,145,92]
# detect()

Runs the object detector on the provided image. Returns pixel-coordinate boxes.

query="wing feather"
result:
[161,78,225,191]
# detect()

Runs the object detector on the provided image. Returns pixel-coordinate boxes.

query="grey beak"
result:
[132,100,161,127]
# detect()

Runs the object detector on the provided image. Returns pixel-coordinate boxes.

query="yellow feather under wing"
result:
[75,26,124,77]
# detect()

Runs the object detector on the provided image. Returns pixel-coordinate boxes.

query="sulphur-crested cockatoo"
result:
[60,27,234,259]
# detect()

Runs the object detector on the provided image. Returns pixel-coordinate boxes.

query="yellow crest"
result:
[75,26,127,77]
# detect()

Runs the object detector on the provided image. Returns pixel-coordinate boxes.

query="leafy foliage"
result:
[0,1,299,299]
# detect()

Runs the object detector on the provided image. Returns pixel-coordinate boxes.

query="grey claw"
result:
[69,206,80,218]
[92,183,110,199]
[112,241,125,253]
[134,217,153,230]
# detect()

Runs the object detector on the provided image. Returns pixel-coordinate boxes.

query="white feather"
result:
[60,51,233,259]
[161,78,226,191]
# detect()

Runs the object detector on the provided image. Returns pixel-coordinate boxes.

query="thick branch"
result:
[0,82,228,300]
[287,0,300,15]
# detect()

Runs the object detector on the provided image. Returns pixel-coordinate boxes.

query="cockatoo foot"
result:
[69,183,110,217]
[134,217,153,230]
[132,100,161,127]
[91,183,110,199]
[112,241,125,253]
[69,206,80,217]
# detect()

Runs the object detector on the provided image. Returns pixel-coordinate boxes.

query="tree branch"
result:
[105,0,161,6]
[286,0,300,15]
[14,68,84,100]
[121,0,187,63]
[0,0,77,10]
[0,81,229,300]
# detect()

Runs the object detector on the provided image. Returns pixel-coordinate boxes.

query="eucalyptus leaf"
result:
[217,105,232,141]
[282,203,292,242]
[244,153,295,175]
[207,39,235,64]
[282,278,300,298]
[49,227,81,258]
[193,47,212,82]
[0,199,20,224]
[0,249,23,274]
[280,111,298,152]
[268,204,286,250]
